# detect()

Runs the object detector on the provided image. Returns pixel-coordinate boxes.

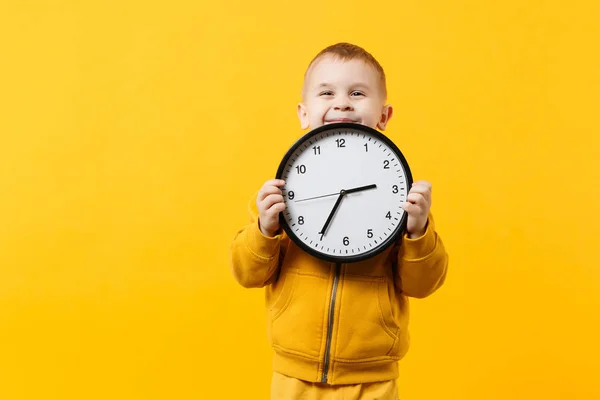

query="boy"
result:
[229,43,449,399]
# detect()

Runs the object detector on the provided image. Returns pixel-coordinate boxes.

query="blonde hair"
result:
[303,42,387,99]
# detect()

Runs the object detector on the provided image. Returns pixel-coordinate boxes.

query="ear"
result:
[377,104,393,131]
[297,102,309,130]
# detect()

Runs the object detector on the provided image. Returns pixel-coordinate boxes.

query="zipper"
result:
[321,262,341,383]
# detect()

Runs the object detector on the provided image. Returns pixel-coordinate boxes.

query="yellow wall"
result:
[1,1,599,399]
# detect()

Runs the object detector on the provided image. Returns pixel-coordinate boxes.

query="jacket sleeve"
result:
[395,213,449,299]
[229,192,287,289]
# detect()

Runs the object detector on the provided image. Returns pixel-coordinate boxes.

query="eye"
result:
[319,91,334,96]
[350,91,366,97]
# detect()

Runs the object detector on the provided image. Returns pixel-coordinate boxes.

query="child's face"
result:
[297,55,393,131]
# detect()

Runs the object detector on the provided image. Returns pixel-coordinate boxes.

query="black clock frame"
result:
[275,122,413,263]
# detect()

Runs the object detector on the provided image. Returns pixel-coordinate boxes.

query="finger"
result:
[266,202,286,216]
[409,185,430,195]
[402,201,421,215]
[406,192,427,206]
[262,194,285,211]
[408,185,431,205]
[412,180,432,191]
[264,179,286,188]
[258,183,285,202]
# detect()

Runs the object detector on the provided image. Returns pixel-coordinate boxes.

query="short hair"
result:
[303,42,387,99]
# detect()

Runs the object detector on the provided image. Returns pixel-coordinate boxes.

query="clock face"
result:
[276,123,412,263]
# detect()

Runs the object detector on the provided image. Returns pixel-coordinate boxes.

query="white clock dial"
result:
[276,123,412,263]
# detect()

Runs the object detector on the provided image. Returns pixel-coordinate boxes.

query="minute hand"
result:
[319,191,345,237]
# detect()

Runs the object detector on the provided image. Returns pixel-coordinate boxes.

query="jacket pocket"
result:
[269,269,329,359]
[335,275,400,361]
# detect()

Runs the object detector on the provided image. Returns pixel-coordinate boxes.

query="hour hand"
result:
[344,184,377,194]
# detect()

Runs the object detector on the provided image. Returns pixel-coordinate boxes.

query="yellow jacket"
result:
[229,193,449,385]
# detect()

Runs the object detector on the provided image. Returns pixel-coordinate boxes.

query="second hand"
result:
[295,192,340,203]
[295,184,377,203]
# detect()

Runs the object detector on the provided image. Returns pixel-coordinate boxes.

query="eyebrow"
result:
[315,82,372,90]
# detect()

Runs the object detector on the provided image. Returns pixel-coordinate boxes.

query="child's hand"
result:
[402,180,432,239]
[257,179,287,237]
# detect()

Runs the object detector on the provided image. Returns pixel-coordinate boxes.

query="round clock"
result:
[275,122,413,263]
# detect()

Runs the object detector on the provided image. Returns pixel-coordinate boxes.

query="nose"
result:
[333,101,354,111]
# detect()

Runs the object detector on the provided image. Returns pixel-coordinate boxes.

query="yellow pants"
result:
[270,372,399,400]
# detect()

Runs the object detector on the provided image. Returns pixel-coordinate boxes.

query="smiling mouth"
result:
[325,118,360,124]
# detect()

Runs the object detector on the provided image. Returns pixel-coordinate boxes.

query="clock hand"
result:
[295,191,340,203]
[319,190,345,237]
[295,184,376,203]
[344,184,377,194]
[317,184,377,238]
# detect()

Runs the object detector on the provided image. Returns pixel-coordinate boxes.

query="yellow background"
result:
[1,0,599,399]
